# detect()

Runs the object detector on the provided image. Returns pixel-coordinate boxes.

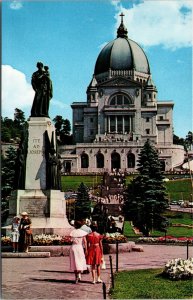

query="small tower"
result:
[86,75,98,104]
[144,75,157,106]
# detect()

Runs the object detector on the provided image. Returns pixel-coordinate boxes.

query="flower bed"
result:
[162,258,193,280]
[1,234,72,246]
[137,236,193,245]
[1,236,12,246]
[103,233,127,244]
[32,234,72,246]
[2,233,128,247]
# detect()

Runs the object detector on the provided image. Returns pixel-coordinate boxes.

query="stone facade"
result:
[59,20,185,174]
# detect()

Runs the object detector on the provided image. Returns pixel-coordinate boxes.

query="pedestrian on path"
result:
[80,219,92,274]
[86,221,103,284]
[18,212,33,253]
[11,216,20,252]
[69,220,88,284]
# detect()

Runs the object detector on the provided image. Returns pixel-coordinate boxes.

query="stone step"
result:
[2,252,50,258]
[131,245,144,252]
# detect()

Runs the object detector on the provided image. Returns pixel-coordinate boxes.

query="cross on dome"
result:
[117,12,128,38]
[120,12,125,23]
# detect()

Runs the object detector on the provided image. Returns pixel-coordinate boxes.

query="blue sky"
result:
[2,0,192,138]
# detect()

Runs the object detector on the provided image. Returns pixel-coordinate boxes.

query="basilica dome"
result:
[94,17,150,76]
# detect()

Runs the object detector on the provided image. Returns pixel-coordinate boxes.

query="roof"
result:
[94,20,150,76]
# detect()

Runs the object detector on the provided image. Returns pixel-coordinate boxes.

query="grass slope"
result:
[110,269,193,299]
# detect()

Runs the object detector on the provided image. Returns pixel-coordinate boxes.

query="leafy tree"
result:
[185,131,193,151]
[173,134,185,147]
[53,115,64,136]
[63,119,71,135]
[53,116,73,145]
[74,182,91,220]
[1,126,12,142]
[14,108,26,128]
[124,140,169,236]
[1,109,26,143]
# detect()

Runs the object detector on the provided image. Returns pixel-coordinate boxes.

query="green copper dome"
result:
[94,17,150,75]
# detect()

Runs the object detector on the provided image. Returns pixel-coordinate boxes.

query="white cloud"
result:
[2,65,68,120]
[113,0,192,49]
[2,65,34,119]
[10,1,23,10]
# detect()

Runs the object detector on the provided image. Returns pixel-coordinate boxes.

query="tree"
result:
[53,116,73,145]
[123,140,169,236]
[74,182,91,220]
[62,119,71,135]
[53,115,64,136]
[185,131,193,151]
[173,134,185,147]
[1,109,26,143]
[14,108,26,128]
[1,146,17,202]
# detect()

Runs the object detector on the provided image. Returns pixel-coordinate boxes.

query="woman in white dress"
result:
[69,220,88,283]
[11,216,20,252]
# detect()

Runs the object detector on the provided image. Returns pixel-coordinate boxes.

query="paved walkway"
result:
[2,244,193,300]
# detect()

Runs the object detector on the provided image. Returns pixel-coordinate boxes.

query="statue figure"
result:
[14,128,28,189]
[30,62,53,117]
[15,147,25,189]
[47,147,59,189]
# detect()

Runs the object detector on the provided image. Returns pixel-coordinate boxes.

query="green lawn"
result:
[61,175,192,201]
[110,269,193,299]
[61,175,102,191]
[124,212,193,238]
[165,179,192,201]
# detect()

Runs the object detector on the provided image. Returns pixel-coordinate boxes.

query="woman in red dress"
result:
[86,221,103,284]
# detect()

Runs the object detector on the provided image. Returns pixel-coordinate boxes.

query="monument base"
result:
[2,189,73,237]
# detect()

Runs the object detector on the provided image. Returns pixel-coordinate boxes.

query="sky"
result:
[2,0,193,138]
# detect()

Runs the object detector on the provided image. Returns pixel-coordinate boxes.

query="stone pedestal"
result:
[2,117,72,236]
[25,117,55,190]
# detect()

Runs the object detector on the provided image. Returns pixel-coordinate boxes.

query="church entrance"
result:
[111,152,121,170]
[64,161,71,173]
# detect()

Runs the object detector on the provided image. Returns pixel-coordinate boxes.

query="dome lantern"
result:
[117,12,128,38]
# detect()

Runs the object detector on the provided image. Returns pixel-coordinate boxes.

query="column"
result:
[108,116,110,133]
[122,116,125,133]
[115,116,117,133]
[105,116,107,133]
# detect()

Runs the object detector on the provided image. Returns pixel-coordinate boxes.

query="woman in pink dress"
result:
[69,220,88,283]
[86,221,103,284]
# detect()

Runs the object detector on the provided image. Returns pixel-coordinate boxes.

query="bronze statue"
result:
[47,147,59,189]
[31,62,53,117]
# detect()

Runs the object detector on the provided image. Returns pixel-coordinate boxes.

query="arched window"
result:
[96,153,104,168]
[127,153,135,168]
[111,152,121,170]
[159,160,165,171]
[109,94,132,106]
[81,153,89,168]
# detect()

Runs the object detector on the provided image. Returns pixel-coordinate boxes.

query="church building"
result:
[59,14,185,174]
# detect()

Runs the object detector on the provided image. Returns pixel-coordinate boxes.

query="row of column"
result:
[106,115,134,133]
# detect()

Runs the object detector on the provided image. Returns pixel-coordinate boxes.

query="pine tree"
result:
[124,140,169,236]
[74,182,91,220]
[1,146,17,201]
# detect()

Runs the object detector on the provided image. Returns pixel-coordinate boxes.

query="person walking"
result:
[69,220,88,283]
[18,212,33,253]
[86,221,103,284]
[11,216,20,252]
[80,219,92,274]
